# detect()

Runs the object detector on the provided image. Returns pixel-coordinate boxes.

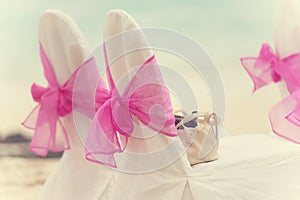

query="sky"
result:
[0,0,286,137]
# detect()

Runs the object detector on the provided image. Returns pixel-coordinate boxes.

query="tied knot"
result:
[31,83,72,117]
[96,84,134,137]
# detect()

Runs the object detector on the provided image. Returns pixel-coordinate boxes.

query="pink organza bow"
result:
[84,49,178,167]
[241,43,300,144]
[241,43,300,93]
[22,44,80,156]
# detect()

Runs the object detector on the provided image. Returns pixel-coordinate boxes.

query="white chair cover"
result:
[102,9,192,174]
[37,10,113,200]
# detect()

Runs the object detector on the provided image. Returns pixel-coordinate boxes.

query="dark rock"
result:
[0,142,63,158]
[0,132,63,158]
[46,151,63,158]
[1,133,31,143]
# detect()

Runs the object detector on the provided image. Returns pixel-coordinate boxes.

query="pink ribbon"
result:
[269,88,300,144]
[241,43,300,144]
[22,44,82,156]
[241,43,300,93]
[84,47,178,167]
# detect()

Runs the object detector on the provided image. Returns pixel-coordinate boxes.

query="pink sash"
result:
[83,46,178,167]
[241,43,300,144]
[22,44,88,156]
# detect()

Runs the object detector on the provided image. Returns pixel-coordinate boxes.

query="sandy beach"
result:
[0,157,58,200]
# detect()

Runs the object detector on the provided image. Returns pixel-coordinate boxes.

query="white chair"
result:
[36,10,113,200]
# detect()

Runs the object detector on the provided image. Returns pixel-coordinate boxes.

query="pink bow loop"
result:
[30,83,49,102]
[85,53,178,168]
[241,43,282,92]
[22,44,77,157]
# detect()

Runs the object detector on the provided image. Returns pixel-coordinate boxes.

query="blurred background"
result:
[0,0,283,199]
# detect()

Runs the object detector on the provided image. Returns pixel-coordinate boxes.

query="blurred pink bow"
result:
[22,44,84,156]
[241,43,300,144]
[241,43,300,93]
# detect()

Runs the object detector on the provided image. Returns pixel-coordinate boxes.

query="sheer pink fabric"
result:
[241,43,300,144]
[269,89,300,144]
[82,47,178,168]
[22,44,88,156]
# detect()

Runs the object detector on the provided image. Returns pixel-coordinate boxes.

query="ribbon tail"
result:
[22,105,40,130]
[29,117,70,157]
[85,101,123,168]
[39,44,58,86]
[29,90,70,156]
[29,113,54,157]
[53,118,70,151]
[269,90,300,144]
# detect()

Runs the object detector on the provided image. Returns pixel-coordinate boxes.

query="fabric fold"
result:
[269,89,300,144]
